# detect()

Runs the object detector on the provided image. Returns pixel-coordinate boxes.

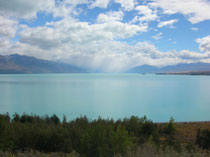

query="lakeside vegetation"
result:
[0,113,210,157]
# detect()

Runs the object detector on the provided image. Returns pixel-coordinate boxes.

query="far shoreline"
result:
[156,71,210,76]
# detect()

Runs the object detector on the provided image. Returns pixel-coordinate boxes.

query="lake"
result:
[0,74,210,122]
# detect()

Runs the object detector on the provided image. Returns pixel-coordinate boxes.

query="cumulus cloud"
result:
[178,50,210,60]
[114,0,136,11]
[90,0,110,9]
[11,40,181,72]
[0,37,11,50]
[158,19,178,28]
[0,16,18,38]
[16,16,147,55]
[0,0,55,19]
[0,0,91,19]
[97,11,124,23]
[48,0,90,18]
[196,35,210,52]
[57,42,210,72]
[2,31,210,72]
[18,27,62,50]
[135,5,158,22]
[150,0,210,24]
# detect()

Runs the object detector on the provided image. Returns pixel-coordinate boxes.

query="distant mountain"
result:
[0,54,86,74]
[2,54,210,74]
[127,62,210,74]
[160,62,210,73]
[127,65,159,73]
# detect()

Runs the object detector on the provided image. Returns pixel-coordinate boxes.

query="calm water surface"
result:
[0,74,210,122]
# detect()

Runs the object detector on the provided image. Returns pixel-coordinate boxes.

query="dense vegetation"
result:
[0,113,210,157]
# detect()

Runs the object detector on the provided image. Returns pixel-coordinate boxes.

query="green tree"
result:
[165,117,176,135]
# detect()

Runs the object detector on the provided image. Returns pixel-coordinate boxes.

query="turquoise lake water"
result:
[0,74,210,122]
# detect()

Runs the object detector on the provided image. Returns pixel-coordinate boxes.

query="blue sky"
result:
[0,0,210,72]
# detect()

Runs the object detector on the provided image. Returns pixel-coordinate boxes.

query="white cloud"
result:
[42,41,183,72]
[0,16,18,38]
[129,16,138,24]
[54,42,209,71]
[64,0,90,6]
[97,11,124,23]
[2,31,210,72]
[178,50,210,60]
[0,17,207,72]
[135,5,158,22]
[114,0,135,11]
[152,32,162,40]
[196,35,210,52]
[0,0,90,19]
[17,17,147,52]
[0,0,55,19]
[0,37,11,48]
[191,27,199,31]
[49,0,89,18]
[0,0,210,72]
[90,0,110,9]
[150,0,210,24]
[158,19,178,28]
[18,26,63,50]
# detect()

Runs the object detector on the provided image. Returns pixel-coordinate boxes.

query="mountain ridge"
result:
[1,54,210,74]
[0,54,86,74]
[127,62,210,74]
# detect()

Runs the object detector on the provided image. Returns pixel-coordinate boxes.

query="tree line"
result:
[0,113,209,156]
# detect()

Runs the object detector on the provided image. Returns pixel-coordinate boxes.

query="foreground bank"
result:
[0,113,210,157]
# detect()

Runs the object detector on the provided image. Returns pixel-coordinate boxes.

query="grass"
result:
[0,151,79,157]
[1,145,209,157]
[126,144,209,157]
[175,122,210,143]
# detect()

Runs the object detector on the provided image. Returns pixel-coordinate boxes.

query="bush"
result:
[0,113,197,157]
[196,128,210,150]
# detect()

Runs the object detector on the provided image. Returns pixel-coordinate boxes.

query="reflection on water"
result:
[0,74,210,122]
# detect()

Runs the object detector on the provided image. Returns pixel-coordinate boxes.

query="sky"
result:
[0,0,210,72]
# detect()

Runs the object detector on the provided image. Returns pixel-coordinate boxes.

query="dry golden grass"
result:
[125,144,210,157]
[175,122,210,143]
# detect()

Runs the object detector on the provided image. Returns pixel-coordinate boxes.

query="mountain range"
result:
[0,54,86,74]
[1,54,210,74]
[127,62,210,74]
